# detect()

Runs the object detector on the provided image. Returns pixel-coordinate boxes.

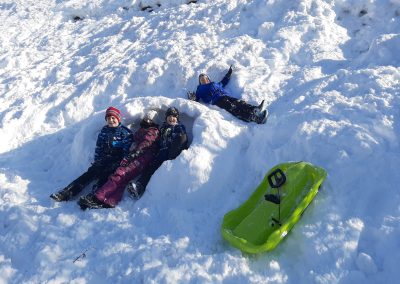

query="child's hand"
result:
[226,65,233,78]
[187,91,196,101]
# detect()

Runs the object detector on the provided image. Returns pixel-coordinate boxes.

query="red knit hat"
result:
[105,107,121,122]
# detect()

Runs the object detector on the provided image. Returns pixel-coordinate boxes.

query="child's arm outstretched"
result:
[220,65,233,87]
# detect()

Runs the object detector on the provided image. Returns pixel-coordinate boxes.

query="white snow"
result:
[1,0,400,283]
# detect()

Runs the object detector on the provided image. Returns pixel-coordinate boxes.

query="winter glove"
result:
[226,65,233,79]
[187,91,197,101]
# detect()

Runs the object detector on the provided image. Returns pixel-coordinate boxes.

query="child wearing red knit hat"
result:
[50,106,133,202]
[105,106,121,122]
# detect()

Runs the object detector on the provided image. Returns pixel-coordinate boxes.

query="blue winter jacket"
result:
[158,122,188,161]
[195,74,231,105]
[94,124,133,166]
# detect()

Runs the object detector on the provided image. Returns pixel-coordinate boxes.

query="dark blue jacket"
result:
[195,74,231,105]
[94,124,133,166]
[158,122,188,161]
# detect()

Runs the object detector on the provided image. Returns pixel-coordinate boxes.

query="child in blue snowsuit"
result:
[127,107,188,199]
[188,66,267,124]
[50,107,133,202]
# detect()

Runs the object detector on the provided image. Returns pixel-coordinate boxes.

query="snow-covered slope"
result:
[0,0,399,283]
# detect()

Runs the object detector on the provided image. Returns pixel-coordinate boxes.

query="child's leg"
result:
[136,158,164,190]
[50,164,104,201]
[54,165,101,196]
[92,163,120,193]
[236,99,257,113]
[94,154,153,206]
[215,96,255,122]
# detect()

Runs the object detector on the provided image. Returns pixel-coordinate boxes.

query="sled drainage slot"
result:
[265,168,287,227]
[265,194,281,204]
[271,217,282,226]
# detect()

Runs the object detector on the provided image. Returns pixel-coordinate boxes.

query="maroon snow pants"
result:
[95,153,154,207]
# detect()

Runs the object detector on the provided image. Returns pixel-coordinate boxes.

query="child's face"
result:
[106,115,119,128]
[199,75,210,85]
[166,115,178,126]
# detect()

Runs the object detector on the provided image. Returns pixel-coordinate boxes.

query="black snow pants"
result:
[214,96,256,122]
[65,162,119,196]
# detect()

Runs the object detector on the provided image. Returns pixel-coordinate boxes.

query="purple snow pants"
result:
[95,153,154,207]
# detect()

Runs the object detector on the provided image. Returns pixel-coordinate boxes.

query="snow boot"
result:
[257,100,265,111]
[78,194,113,210]
[50,184,76,202]
[255,109,268,124]
[252,100,265,117]
[127,181,145,200]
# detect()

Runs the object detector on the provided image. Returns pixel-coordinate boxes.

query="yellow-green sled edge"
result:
[221,161,327,254]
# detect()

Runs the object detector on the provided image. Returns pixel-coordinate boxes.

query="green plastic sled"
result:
[221,161,327,254]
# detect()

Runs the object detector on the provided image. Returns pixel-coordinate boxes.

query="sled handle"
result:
[267,168,286,188]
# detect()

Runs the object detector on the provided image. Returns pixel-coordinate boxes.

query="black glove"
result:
[187,91,196,101]
[226,65,233,78]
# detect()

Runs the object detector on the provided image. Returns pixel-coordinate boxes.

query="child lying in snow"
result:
[126,107,188,199]
[50,107,133,202]
[78,110,161,209]
[188,66,267,124]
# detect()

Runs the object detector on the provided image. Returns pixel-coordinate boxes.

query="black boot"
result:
[252,100,265,117]
[78,194,114,210]
[250,109,268,124]
[127,181,145,200]
[50,184,77,202]
[257,100,265,111]
[255,110,268,124]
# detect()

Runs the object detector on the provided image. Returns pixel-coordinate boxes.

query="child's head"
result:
[140,110,158,128]
[105,107,121,128]
[165,107,179,126]
[199,73,210,85]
